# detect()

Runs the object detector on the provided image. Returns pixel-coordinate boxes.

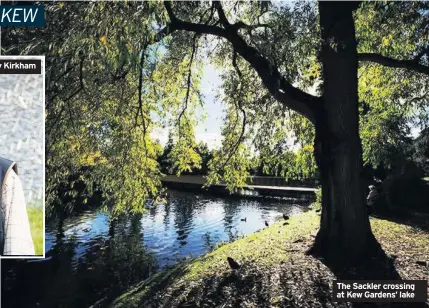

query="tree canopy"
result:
[3,1,428,217]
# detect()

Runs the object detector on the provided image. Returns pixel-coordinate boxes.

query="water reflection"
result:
[2,189,309,308]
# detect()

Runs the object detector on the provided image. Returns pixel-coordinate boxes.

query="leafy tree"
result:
[195,142,214,175]
[4,1,429,262]
[158,136,174,175]
[254,147,317,183]
[158,138,213,175]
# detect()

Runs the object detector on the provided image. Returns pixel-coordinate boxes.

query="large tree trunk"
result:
[309,2,381,264]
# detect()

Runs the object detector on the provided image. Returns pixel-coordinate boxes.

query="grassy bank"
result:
[111,211,429,308]
[27,205,43,255]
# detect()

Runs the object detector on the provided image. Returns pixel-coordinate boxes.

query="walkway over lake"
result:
[162,175,318,201]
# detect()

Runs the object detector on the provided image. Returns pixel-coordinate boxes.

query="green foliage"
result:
[356,2,429,59]
[4,2,429,215]
[159,139,213,176]
[315,188,322,205]
[258,145,317,181]
[158,137,174,174]
[207,144,253,190]
[168,127,202,176]
[356,2,429,170]
[358,63,424,169]
[27,204,43,255]
[4,2,205,216]
[308,188,322,211]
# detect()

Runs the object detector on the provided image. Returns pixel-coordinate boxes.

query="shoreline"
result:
[111,210,429,308]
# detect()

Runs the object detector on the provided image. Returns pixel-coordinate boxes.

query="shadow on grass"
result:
[112,251,429,308]
[111,258,340,308]
[312,250,428,308]
[371,209,429,233]
[110,261,191,308]
[114,261,298,308]
[112,249,429,308]
[109,210,429,308]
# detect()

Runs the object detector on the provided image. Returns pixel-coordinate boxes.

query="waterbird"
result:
[283,214,289,220]
[265,221,269,227]
[240,217,247,222]
[227,257,240,270]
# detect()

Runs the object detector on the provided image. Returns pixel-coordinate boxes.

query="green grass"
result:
[27,205,43,255]
[111,211,321,307]
[111,210,429,308]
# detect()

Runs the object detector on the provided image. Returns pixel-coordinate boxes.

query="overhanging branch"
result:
[163,1,320,123]
[358,53,429,76]
[214,1,230,28]
[178,34,198,137]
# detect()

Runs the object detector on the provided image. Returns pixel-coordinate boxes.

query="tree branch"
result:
[178,34,198,136]
[231,21,273,32]
[135,49,147,133]
[214,1,230,28]
[358,53,429,76]
[220,106,246,170]
[163,1,320,123]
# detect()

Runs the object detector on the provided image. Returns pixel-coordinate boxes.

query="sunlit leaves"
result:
[355,2,429,170]
[6,1,429,217]
[356,2,429,63]
[5,2,198,216]
[358,58,428,169]
[207,144,253,191]
[169,135,202,176]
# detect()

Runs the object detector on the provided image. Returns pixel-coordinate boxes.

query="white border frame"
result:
[0,55,45,260]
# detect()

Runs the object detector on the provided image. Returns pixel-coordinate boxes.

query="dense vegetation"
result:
[3,1,428,261]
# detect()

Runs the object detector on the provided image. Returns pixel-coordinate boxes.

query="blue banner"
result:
[0,5,44,27]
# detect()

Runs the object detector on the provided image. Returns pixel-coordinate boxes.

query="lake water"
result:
[2,189,310,308]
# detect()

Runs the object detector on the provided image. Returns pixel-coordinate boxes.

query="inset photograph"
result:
[0,56,44,257]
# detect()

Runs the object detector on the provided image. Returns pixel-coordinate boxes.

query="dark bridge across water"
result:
[161,175,318,201]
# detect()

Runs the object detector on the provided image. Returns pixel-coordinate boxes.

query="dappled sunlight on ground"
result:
[111,211,429,308]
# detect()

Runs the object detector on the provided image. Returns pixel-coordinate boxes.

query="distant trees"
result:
[158,139,213,176]
[250,147,318,186]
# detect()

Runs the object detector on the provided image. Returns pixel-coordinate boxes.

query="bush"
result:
[309,188,322,211]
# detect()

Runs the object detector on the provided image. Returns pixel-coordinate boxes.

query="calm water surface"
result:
[2,189,309,308]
